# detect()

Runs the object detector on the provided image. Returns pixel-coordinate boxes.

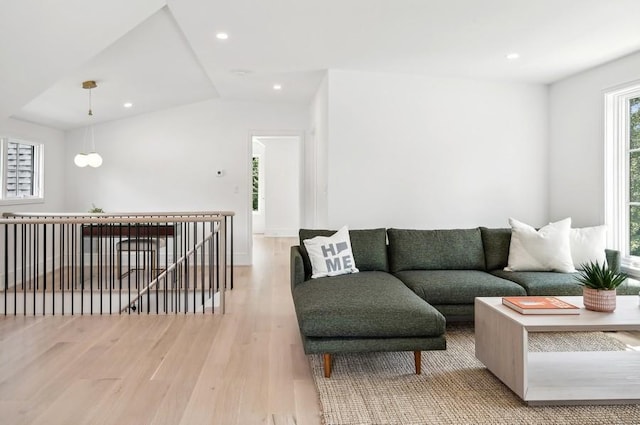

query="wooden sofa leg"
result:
[414,351,422,375]
[323,353,332,378]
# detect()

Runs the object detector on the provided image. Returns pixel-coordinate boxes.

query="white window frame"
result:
[0,137,45,205]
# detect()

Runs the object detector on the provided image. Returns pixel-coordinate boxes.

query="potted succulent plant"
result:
[575,261,627,312]
[88,203,104,213]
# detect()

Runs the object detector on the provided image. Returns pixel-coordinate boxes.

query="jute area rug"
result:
[310,326,640,425]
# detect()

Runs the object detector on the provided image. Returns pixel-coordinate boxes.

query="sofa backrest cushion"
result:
[387,228,485,272]
[299,228,388,276]
[480,227,512,271]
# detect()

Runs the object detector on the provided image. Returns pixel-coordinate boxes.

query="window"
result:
[604,83,640,271]
[1,138,44,204]
[630,97,640,256]
[252,155,260,212]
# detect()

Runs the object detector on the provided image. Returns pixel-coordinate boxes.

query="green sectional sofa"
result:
[290,227,640,377]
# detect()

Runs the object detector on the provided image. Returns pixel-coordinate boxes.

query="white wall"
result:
[549,51,640,227]
[64,98,307,264]
[0,117,65,214]
[0,118,66,284]
[309,75,329,228]
[257,136,301,236]
[325,70,549,229]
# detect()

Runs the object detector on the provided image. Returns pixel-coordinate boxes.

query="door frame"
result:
[246,131,305,264]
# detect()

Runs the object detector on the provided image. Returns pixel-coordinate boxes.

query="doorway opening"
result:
[250,135,302,237]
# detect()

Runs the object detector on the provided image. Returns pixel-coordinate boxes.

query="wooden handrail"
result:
[0,215,226,225]
[3,211,234,218]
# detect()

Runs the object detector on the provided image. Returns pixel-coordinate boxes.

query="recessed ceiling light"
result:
[273,84,282,90]
[506,53,520,60]
[123,102,133,108]
[216,32,229,40]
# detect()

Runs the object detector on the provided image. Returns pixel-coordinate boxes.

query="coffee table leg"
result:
[475,299,528,400]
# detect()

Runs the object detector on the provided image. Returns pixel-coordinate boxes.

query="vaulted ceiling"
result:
[3,0,640,130]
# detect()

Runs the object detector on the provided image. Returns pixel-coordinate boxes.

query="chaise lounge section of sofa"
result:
[291,228,446,377]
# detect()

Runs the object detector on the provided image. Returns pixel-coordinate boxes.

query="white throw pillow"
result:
[570,225,607,269]
[303,226,359,279]
[505,217,575,273]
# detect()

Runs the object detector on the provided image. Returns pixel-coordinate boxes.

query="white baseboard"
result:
[233,252,250,266]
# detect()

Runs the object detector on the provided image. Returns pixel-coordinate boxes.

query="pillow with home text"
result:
[302,226,359,279]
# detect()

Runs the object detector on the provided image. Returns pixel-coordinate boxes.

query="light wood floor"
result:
[0,236,320,425]
[2,237,640,425]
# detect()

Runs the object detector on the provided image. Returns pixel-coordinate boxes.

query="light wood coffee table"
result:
[475,295,640,405]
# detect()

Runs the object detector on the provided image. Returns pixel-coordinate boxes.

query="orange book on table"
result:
[502,296,580,315]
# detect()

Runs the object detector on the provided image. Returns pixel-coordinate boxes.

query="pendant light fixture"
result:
[74,80,103,168]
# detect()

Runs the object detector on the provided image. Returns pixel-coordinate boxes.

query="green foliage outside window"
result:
[252,156,259,212]
[629,98,640,255]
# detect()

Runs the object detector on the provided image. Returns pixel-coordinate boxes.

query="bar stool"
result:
[116,238,166,279]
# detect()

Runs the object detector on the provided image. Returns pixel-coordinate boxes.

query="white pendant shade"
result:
[86,152,103,168]
[74,153,89,167]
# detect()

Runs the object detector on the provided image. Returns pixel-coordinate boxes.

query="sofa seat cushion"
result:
[292,271,445,339]
[490,270,582,296]
[618,278,640,295]
[395,270,526,305]
[492,270,640,296]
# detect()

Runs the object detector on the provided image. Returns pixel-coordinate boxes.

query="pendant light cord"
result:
[75,80,102,167]
[88,88,93,116]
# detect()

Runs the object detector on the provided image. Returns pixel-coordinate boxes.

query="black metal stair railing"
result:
[0,211,234,315]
